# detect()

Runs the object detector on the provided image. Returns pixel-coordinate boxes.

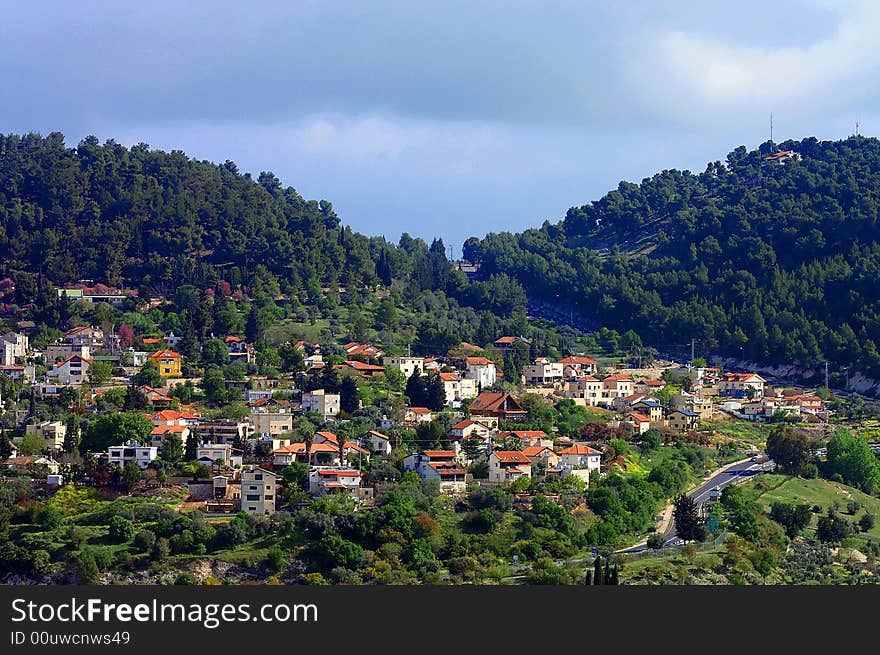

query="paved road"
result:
[616,457,773,554]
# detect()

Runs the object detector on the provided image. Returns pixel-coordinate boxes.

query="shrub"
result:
[133,529,156,552]
[174,573,197,585]
[860,513,875,531]
[846,501,861,516]
[647,533,666,550]
[108,516,136,543]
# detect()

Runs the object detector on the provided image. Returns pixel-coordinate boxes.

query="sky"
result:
[2,0,880,254]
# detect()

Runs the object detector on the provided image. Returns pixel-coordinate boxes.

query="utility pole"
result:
[691,338,695,364]
[825,361,829,390]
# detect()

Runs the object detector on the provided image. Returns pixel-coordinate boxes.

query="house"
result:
[423,357,442,372]
[47,354,91,386]
[438,372,477,406]
[488,450,532,483]
[498,430,553,449]
[343,342,385,359]
[312,431,371,464]
[403,406,434,425]
[403,450,467,494]
[556,443,601,483]
[557,355,598,377]
[631,399,664,424]
[225,336,255,365]
[149,425,190,452]
[138,385,173,407]
[195,419,251,445]
[522,445,560,469]
[763,149,801,165]
[382,356,425,379]
[670,392,714,420]
[150,409,199,427]
[24,421,67,451]
[1,365,29,382]
[337,360,386,377]
[667,409,700,432]
[563,375,602,406]
[1,331,28,366]
[148,349,182,378]
[271,442,344,467]
[613,392,650,412]
[465,357,497,388]
[718,373,766,399]
[493,336,531,351]
[362,430,393,455]
[250,408,295,437]
[240,466,277,516]
[245,388,275,403]
[468,391,527,424]
[3,455,60,475]
[308,467,363,496]
[448,420,492,442]
[626,412,652,436]
[62,326,104,348]
[301,389,340,419]
[600,374,634,405]
[44,343,91,364]
[523,359,564,385]
[196,443,241,468]
[634,379,666,395]
[107,442,158,470]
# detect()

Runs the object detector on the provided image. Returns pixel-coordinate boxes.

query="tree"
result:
[825,429,880,493]
[816,510,851,543]
[72,549,100,584]
[462,436,484,462]
[339,376,359,414]
[108,515,136,542]
[0,431,13,459]
[405,368,425,407]
[201,338,230,366]
[18,431,45,456]
[424,374,447,411]
[121,460,142,491]
[765,424,811,476]
[770,502,812,538]
[185,431,199,462]
[133,361,162,388]
[161,432,184,463]
[87,360,113,384]
[673,494,706,542]
[80,412,153,454]
[202,367,228,405]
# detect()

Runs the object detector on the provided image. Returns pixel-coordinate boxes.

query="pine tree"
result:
[593,556,604,585]
[185,431,198,461]
[425,374,447,411]
[405,369,425,407]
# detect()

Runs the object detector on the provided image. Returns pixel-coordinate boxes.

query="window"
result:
[247,506,256,512]
[246,495,260,501]
[254,474,263,480]
[249,485,257,491]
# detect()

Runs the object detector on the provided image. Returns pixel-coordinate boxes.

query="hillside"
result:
[470,136,880,379]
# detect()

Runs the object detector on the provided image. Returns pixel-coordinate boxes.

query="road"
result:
[616,456,774,554]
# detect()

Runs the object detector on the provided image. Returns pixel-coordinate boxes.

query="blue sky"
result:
[2,1,879,253]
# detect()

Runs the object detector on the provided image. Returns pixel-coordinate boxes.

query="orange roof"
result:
[603,374,633,382]
[341,360,385,371]
[628,413,651,423]
[452,420,479,430]
[494,336,517,344]
[317,469,361,477]
[150,425,188,435]
[422,450,456,459]
[429,463,466,476]
[366,430,390,441]
[315,431,339,443]
[438,372,460,381]
[409,407,432,414]
[142,338,163,345]
[641,379,665,387]
[522,446,553,457]
[225,336,242,343]
[500,430,549,439]
[57,354,93,366]
[492,450,530,464]
[466,356,494,366]
[273,442,339,454]
[558,356,598,365]
[153,409,198,421]
[148,349,180,361]
[558,443,602,456]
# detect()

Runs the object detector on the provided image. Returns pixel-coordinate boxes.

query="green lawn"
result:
[710,420,770,446]
[746,474,880,541]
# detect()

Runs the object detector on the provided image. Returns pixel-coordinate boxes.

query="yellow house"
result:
[148,349,182,377]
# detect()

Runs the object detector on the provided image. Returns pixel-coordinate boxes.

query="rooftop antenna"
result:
[856,121,860,137]
[770,112,774,147]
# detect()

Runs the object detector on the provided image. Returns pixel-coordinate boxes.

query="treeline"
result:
[470,136,880,377]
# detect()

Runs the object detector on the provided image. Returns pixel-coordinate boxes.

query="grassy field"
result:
[710,420,770,446]
[746,474,880,541]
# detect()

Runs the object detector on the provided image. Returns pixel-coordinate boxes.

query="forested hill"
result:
[0,132,534,349]
[470,136,880,377]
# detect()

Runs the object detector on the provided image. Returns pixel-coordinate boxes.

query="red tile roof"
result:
[466,356,495,366]
[422,450,457,459]
[557,444,602,456]
[628,413,651,423]
[522,446,553,457]
[148,349,180,361]
[558,356,598,366]
[492,450,530,464]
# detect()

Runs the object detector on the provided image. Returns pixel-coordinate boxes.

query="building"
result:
[438,372,478,406]
[196,442,241,468]
[402,450,467,494]
[1,331,28,366]
[600,374,634,404]
[195,419,251,445]
[468,391,527,425]
[148,349,182,378]
[493,336,531,350]
[667,409,700,432]
[522,445,560,469]
[138,385,174,407]
[718,373,766,399]
[250,409,295,437]
[149,424,190,452]
[382,356,425,379]
[634,379,666,395]
[308,467,363,496]
[107,442,158,470]
[62,326,104,348]
[488,450,532,483]
[225,336,256,365]
[556,443,602,483]
[631,399,664,424]
[523,359,564,385]
[24,421,67,451]
[301,389,340,419]
[343,342,385,359]
[46,354,91,386]
[563,376,602,406]
[337,360,386,378]
[272,442,342,467]
[465,357,497,388]
[498,430,553,449]
[557,355,598,377]
[362,430,392,455]
[448,420,492,442]
[240,466,277,516]
[626,412,652,436]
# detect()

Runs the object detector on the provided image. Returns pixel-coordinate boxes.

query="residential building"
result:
[634,379,667,395]
[240,466,277,516]
[47,354,91,386]
[196,443,241,468]
[24,421,67,451]
[148,349,182,378]
[493,336,531,351]
[107,442,158,470]
[613,392,650,412]
[250,409,295,437]
[149,424,190,452]
[3,455,60,475]
[195,419,252,445]
[626,412,652,436]
[337,360,386,377]
[563,375,602,406]
[44,343,91,364]
[362,430,392,455]
[522,445,560,469]
[138,385,173,407]
[402,450,467,494]
[382,356,425,379]
[600,374,634,404]
[343,342,385,359]
[225,336,256,365]
[498,430,553,449]
[488,450,532,483]
[558,355,598,377]
[671,392,714,420]
[468,391,527,424]
[301,389,340,419]
[403,406,434,425]
[631,399,664,424]
[465,357,497,388]
[523,359,564,385]
[1,331,28,366]
[667,409,700,432]
[448,420,492,442]
[308,466,363,496]
[438,372,477,406]
[62,326,104,348]
[556,443,602,483]
[718,373,766,399]
[272,442,342,467]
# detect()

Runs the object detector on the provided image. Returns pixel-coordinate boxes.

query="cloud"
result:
[643,0,880,121]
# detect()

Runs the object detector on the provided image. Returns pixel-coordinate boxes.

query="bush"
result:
[830,473,844,484]
[801,463,818,479]
[72,550,100,584]
[859,513,875,531]
[108,516,136,543]
[266,546,285,572]
[174,573,197,585]
[647,533,666,550]
[133,529,156,552]
[846,501,861,516]
[812,505,822,514]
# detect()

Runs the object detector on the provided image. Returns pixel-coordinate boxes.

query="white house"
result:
[308,466,363,496]
[107,442,158,470]
[1,331,28,366]
[523,359,564,385]
[382,356,425,379]
[438,372,478,406]
[718,373,766,399]
[362,430,392,455]
[47,354,91,386]
[556,443,602,482]
[196,442,241,468]
[24,421,67,451]
[301,389,340,419]
[564,375,603,406]
[403,450,468,494]
[240,466,277,516]
[465,357,497,389]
